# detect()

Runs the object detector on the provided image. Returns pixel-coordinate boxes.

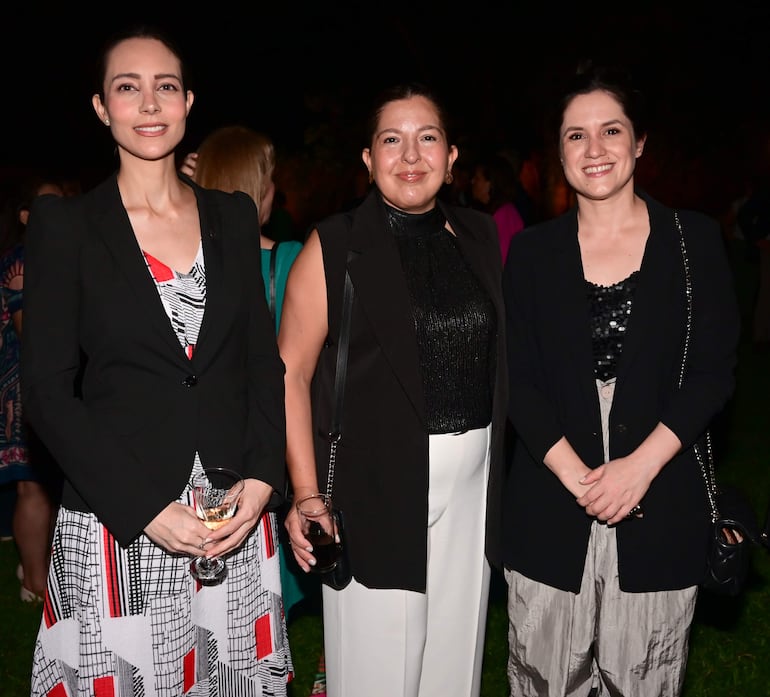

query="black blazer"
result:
[21,173,286,547]
[502,191,740,592]
[311,189,508,592]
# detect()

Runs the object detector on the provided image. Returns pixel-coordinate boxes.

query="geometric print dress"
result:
[30,243,293,697]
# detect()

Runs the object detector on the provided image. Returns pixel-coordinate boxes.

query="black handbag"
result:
[675,211,760,596]
[324,507,351,590]
[319,263,355,591]
[694,436,759,596]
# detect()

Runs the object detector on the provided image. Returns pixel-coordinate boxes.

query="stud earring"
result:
[104,118,110,126]
[445,171,454,185]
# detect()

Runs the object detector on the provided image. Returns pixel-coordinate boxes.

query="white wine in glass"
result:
[190,467,244,585]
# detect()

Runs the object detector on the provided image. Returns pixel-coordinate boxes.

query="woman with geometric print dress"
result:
[22,26,292,697]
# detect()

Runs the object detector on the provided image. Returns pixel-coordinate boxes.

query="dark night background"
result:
[3,3,770,226]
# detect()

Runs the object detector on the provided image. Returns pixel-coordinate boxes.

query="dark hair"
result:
[0,174,63,254]
[473,152,519,212]
[94,25,189,100]
[553,61,648,142]
[364,82,452,147]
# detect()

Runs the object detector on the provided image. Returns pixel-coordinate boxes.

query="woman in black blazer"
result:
[21,27,292,697]
[502,65,740,696]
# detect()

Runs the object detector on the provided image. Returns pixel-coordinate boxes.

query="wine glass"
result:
[190,467,244,585]
[295,493,341,573]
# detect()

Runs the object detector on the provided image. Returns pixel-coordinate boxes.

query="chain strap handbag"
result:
[674,210,760,596]
[319,264,354,590]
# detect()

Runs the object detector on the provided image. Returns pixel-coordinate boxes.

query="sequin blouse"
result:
[386,203,496,434]
[586,271,639,381]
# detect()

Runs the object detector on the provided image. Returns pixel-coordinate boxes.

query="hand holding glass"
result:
[295,493,341,573]
[190,467,244,585]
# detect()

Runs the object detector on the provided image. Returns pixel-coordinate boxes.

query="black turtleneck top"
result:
[385,202,495,434]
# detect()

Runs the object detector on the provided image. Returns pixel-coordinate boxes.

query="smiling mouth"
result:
[584,164,612,175]
[135,125,166,134]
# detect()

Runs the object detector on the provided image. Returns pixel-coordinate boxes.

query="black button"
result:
[182,375,198,388]
[617,424,627,434]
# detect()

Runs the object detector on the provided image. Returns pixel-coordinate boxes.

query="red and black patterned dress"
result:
[31,244,293,697]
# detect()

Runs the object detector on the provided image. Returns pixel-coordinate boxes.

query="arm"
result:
[3,247,24,337]
[503,233,570,464]
[543,437,593,498]
[661,215,740,448]
[243,200,288,495]
[228,192,287,522]
[277,229,329,570]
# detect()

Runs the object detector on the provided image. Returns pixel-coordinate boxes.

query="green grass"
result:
[1,240,767,696]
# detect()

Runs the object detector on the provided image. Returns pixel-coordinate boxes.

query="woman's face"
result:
[362,95,457,214]
[559,89,645,202]
[92,37,193,164]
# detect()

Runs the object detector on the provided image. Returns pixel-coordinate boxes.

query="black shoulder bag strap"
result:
[325,262,354,499]
[319,255,355,590]
[268,241,281,324]
[674,211,721,522]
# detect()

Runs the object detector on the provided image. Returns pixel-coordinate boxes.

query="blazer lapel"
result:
[91,175,188,361]
[550,215,601,414]
[192,187,224,354]
[346,194,426,423]
[614,196,679,394]
[442,203,500,314]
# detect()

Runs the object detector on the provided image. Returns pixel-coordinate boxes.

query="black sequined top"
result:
[385,203,495,434]
[586,271,639,381]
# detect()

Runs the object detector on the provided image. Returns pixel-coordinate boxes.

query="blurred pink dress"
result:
[494,202,525,264]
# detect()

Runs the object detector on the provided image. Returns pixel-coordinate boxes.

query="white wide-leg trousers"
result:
[323,425,492,697]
